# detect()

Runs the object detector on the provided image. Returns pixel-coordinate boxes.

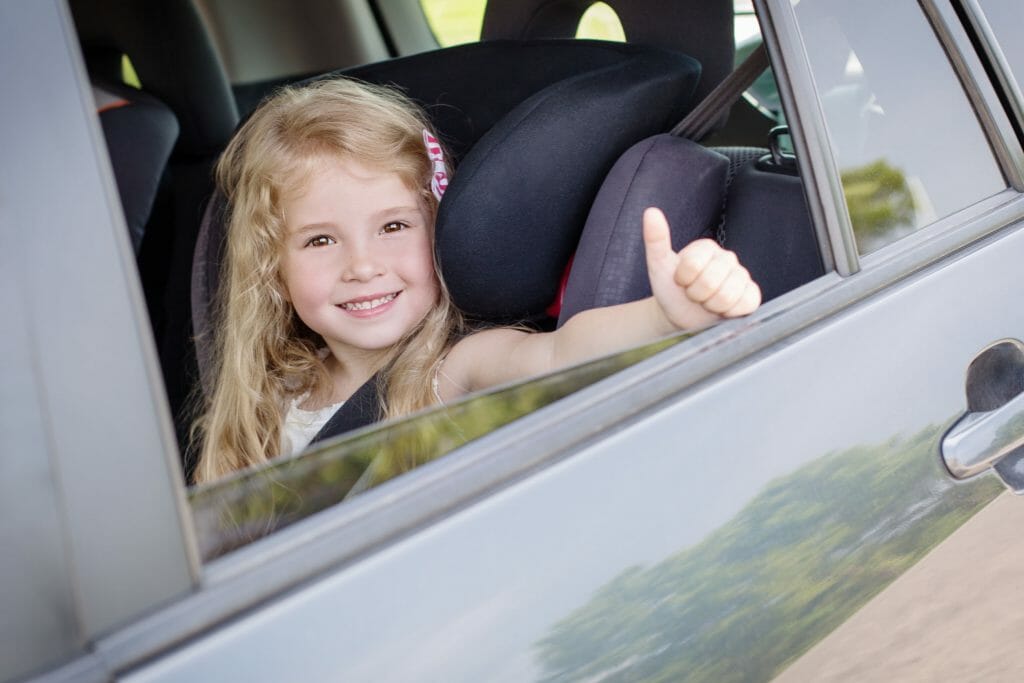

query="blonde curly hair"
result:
[192,78,463,484]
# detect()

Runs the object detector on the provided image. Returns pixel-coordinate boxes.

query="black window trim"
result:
[923,0,1024,191]
[956,0,1024,165]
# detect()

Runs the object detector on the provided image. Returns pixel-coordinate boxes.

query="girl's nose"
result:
[341,242,385,281]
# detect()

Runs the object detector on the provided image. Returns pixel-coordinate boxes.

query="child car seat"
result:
[189,41,703,470]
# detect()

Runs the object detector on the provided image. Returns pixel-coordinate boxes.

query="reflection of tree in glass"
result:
[190,336,683,559]
[534,424,1003,683]
[841,159,915,250]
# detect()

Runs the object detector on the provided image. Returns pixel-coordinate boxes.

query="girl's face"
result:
[278,155,439,365]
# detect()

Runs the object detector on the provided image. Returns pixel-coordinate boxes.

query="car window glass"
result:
[419,0,485,47]
[575,3,625,41]
[190,335,684,560]
[791,0,1005,255]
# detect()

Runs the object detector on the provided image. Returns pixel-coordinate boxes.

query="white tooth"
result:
[344,293,395,311]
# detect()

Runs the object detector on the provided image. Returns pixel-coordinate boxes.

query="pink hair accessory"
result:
[423,129,449,201]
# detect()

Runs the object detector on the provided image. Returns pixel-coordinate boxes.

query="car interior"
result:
[68,0,824,483]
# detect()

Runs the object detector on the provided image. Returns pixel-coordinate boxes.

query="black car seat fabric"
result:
[482,0,734,123]
[71,0,240,449]
[718,158,824,301]
[558,135,824,325]
[92,80,179,254]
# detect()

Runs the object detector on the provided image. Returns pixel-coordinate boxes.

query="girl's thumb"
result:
[643,207,676,274]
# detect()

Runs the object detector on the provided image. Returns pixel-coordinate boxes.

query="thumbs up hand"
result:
[642,207,761,331]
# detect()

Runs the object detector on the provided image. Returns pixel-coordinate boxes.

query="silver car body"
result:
[3,0,1024,681]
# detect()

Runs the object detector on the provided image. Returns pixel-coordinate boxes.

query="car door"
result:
[113,1,1024,682]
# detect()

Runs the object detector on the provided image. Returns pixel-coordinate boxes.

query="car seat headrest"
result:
[313,39,696,167]
[71,0,238,155]
[437,51,700,323]
[482,0,734,110]
[92,79,179,254]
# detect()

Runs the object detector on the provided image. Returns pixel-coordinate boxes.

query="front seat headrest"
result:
[92,79,179,253]
[70,0,238,154]
[482,0,734,116]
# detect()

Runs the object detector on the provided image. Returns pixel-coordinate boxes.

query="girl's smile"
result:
[279,155,439,368]
[339,291,400,315]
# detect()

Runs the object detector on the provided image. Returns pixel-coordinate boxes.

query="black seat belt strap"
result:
[670,43,769,141]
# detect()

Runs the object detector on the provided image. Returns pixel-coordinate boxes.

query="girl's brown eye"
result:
[381,221,409,234]
[305,235,334,247]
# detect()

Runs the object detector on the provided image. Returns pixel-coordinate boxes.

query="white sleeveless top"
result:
[280,399,344,458]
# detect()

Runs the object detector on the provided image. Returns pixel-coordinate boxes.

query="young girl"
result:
[192,78,760,483]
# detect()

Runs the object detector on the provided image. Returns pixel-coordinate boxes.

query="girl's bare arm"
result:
[437,208,761,400]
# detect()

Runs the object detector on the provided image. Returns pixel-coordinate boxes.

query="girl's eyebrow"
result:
[373,205,423,219]
[290,221,336,235]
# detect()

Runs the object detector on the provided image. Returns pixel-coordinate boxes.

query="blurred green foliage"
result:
[841,159,916,252]
[534,424,1002,682]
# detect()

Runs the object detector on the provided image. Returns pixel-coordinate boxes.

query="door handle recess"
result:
[941,339,1024,493]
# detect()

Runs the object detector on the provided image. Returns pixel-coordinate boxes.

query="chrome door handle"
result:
[941,339,1024,493]
[942,390,1024,480]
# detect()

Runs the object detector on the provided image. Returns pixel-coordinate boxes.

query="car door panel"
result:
[126,205,1024,681]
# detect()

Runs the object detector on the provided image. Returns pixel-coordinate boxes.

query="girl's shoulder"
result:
[437,326,538,401]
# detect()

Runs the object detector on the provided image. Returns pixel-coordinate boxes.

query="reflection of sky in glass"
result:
[793,0,1005,254]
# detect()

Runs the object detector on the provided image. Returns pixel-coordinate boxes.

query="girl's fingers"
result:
[702,265,753,313]
[722,281,762,317]
[673,239,725,288]
[679,245,738,301]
